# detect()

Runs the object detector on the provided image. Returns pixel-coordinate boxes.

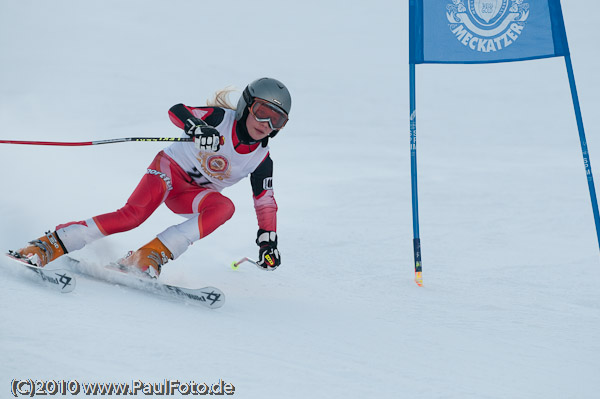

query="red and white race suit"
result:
[55,105,278,259]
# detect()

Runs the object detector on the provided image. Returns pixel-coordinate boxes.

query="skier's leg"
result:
[17,152,173,266]
[115,185,234,276]
[157,189,235,259]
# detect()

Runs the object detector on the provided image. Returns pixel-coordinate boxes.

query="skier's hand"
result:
[185,117,222,152]
[256,229,280,271]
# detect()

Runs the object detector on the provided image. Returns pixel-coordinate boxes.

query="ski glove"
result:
[185,117,222,152]
[256,229,280,271]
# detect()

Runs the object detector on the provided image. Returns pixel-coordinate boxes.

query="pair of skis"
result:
[4,251,256,310]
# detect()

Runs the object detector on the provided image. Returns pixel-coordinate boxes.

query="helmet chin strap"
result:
[235,108,258,145]
[259,129,279,147]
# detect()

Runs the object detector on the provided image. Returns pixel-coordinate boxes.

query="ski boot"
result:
[118,237,173,279]
[16,231,67,267]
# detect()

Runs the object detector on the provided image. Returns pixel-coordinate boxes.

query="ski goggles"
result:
[249,99,289,130]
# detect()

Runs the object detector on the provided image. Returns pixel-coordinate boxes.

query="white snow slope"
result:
[1,1,599,398]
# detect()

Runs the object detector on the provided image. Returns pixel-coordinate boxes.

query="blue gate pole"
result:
[564,55,600,252]
[410,63,423,286]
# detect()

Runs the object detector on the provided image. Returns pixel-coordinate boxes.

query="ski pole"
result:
[231,257,260,270]
[0,137,193,146]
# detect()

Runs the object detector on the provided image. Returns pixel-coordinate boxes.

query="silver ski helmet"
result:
[236,77,291,129]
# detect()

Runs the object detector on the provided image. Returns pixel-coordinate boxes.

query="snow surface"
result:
[1,1,599,398]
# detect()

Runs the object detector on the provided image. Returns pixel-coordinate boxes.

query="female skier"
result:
[13,77,291,278]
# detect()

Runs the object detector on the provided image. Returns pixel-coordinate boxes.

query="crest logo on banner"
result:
[446,0,530,53]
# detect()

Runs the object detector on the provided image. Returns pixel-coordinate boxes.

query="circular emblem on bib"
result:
[207,155,229,173]
[446,0,529,53]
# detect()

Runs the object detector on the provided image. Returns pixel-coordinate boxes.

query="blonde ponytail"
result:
[206,86,237,110]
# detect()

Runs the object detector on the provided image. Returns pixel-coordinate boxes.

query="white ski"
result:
[64,257,224,309]
[5,251,76,293]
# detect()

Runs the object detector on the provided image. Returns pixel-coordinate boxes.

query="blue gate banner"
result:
[410,0,569,64]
